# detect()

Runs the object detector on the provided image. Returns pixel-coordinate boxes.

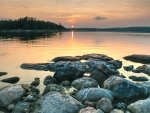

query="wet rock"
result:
[0,72,7,77]
[1,76,20,84]
[97,109,104,113]
[124,54,150,64]
[97,64,119,77]
[107,60,122,69]
[114,103,127,112]
[20,63,49,71]
[85,60,117,72]
[52,56,81,62]
[0,85,26,107]
[71,77,98,90]
[90,70,107,86]
[30,77,40,87]
[110,109,124,113]
[34,92,84,113]
[79,107,100,113]
[127,97,150,113]
[43,75,59,86]
[129,75,148,81]
[123,65,134,71]
[96,98,113,113]
[76,88,114,103]
[103,76,150,101]
[137,81,150,90]
[48,61,87,72]
[84,101,96,107]
[12,102,30,113]
[42,84,65,96]
[81,53,114,61]
[53,66,85,82]
[60,80,71,87]
[21,84,30,92]
[132,64,150,75]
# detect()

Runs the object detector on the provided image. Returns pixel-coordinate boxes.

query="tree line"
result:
[0,16,66,30]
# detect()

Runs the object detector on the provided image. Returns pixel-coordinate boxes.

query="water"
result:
[0,31,150,92]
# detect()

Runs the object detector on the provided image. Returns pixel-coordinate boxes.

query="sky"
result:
[0,0,150,28]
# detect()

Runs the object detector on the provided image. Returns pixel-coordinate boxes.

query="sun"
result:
[71,25,74,28]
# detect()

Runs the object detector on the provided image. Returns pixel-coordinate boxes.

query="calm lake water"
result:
[0,31,150,92]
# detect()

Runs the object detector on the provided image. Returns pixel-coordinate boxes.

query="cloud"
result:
[93,16,107,20]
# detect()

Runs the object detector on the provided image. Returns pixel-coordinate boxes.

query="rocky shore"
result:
[1,53,150,113]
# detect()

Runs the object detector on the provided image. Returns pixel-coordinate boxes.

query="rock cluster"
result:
[1,53,150,113]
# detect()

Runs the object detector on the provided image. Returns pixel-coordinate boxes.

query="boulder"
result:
[71,77,98,90]
[23,94,39,102]
[34,92,84,113]
[96,98,113,113]
[103,76,150,101]
[79,107,100,113]
[30,86,40,94]
[132,64,150,75]
[20,63,49,71]
[0,85,26,107]
[53,66,85,82]
[107,60,122,69]
[76,88,114,103]
[97,64,119,77]
[129,75,148,81]
[85,60,117,72]
[124,54,150,64]
[1,77,20,84]
[42,84,65,96]
[110,109,124,113]
[123,65,134,71]
[114,103,127,112]
[81,53,114,61]
[0,72,7,77]
[43,76,59,85]
[48,61,87,72]
[137,81,150,90]
[12,102,30,113]
[90,70,107,86]
[84,101,96,107]
[127,97,150,113]
[52,56,81,62]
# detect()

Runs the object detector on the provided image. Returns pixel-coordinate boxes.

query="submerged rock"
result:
[1,76,20,84]
[0,85,26,107]
[71,77,98,90]
[132,64,150,75]
[34,92,84,113]
[123,65,134,71]
[127,97,150,113]
[76,88,114,103]
[20,63,49,71]
[0,72,7,77]
[124,54,150,64]
[103,76,150,101]
[129,75,148,81]
[52,56,81,62]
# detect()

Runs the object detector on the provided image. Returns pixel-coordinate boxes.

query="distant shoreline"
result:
[67,27,150,33]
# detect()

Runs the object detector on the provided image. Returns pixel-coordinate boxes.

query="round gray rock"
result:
[71,77,98,90]
[34,92,84,113]
[79,107,100,113]
[76,88,114,103]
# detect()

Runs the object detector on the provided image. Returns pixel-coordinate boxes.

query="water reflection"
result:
[0,31,57,41]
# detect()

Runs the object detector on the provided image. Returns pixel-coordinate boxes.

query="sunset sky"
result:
[0,0,150,28]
